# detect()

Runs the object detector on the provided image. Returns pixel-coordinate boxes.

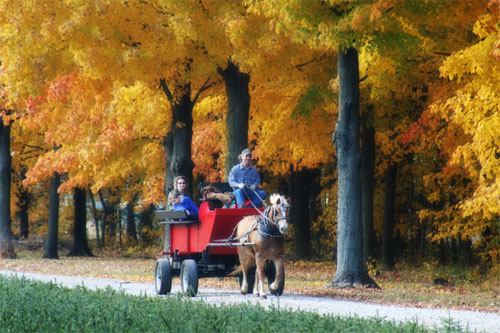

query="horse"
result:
[231,193,290,298]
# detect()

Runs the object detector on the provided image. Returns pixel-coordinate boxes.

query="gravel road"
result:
[1,270,498,332]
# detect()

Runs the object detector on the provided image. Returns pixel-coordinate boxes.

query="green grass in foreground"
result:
[0,276,467,333]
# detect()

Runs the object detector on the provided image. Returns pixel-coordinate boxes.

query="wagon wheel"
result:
[265,260,285,296]
[154,258,172,295]
[238,266,256,295]
[180,259,198,297]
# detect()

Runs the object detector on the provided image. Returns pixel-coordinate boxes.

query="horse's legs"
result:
[270,258,284,291]
[240,265,248,294]
[238,248,249,294]
[239,247,257,294]
[254,254,267,298]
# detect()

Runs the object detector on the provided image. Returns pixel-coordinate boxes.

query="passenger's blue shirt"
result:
[228,163,261,189]
[173,196,199,219]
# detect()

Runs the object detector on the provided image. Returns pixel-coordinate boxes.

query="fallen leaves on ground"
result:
[1,247,498,314]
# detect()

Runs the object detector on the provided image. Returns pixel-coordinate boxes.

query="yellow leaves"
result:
[473,13,499,40]
[110,81,170,138]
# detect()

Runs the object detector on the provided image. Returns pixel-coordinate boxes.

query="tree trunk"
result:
[17,193,29,239]
[361,110,375,264]
[0,120,15,258]
[89,190,101,249]
[219,61,250,179]
[160,82,195,253]
[68,187,93,257]
[126,200,137,241]
[293,169,312,259]
[118,205,122,249]
[98,190,106,246]
[43,172,60,259]
[382,163,397,271]
[169,85,195,195]
[331,47,378,288]
[16,170,29,239]
[139,206,154,244]
[98,190,118,245]
[163,132,174,196]
[163,133,172,253]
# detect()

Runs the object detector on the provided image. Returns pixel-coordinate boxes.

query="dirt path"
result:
[1,270,498,332]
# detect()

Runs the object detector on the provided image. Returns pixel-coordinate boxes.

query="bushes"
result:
[0,276,430,332]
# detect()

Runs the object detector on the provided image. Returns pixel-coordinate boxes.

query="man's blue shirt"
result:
[228,163,261,188]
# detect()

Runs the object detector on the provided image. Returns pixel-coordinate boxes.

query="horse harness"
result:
[257,206,286,238]
[225,204,288,243]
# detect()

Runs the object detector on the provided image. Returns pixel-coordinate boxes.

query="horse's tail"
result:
[229,265,243,277]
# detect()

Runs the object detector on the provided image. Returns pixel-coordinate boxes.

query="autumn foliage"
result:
[0,0,500,268]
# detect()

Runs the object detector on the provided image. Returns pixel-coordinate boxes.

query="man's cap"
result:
[241,148,252,156]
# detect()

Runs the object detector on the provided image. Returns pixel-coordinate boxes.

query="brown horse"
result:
[232,193,289,298]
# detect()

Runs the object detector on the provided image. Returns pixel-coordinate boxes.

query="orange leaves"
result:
[47,72,79,104]
[369,0,394,22]
[21,70,169,203]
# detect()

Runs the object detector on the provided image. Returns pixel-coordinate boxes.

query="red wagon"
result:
[154,182,282,297]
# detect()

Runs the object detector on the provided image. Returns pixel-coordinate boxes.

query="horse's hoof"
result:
[260,294,267,299]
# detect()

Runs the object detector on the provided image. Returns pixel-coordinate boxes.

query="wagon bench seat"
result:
[154,210,200,224]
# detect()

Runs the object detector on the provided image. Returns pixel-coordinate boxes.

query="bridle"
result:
[224,194,289,242]
[244,190,288,225]
[270,204,288,226]
[257,202,289,237]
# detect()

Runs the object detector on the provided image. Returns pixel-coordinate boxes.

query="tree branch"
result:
[192,78,220,105]
[434,51,451,56]
[159,79,174,102]
[295,54,327,71]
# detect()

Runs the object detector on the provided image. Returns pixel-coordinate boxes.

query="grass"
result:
[1,239,499,314]
[0,276,448,332]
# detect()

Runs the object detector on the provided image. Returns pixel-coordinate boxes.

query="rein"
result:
[218,193,288,243]
[243,189,286,226]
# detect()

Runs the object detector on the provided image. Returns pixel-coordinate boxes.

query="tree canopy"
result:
[0,0,499,266]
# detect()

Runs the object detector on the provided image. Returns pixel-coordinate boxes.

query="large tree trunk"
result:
[68,187,93,257]
[219,61,250,179]
[331,47,377,288]
[169,85,195,194]
[162,132,173,253]
[163,132,174,196]
[160,81,195,254]
[43,172,60,259]
[361,110,375,264]
[293,169,312,259]
[382,163,397,271]
[0,120,15,258]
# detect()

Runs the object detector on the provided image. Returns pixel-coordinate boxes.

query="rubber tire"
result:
[265,260,285,296]
[180,259,198,297]
[238,266,256,294]
[155,258,172,295]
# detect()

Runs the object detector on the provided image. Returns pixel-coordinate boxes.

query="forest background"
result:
[1,0,500,294]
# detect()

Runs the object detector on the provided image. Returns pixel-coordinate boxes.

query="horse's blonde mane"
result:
[269,193,288,206]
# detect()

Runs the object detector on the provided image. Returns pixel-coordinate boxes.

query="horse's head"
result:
[269,194,290,234]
